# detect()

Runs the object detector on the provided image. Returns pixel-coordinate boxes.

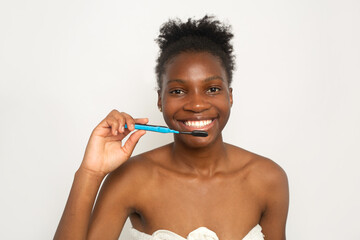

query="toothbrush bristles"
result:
[179,130,208,137]
[191,130,208,137]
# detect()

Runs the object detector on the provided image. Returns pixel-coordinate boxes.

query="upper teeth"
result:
[184,120,212,128]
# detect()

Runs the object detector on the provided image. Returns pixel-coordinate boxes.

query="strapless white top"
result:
[130,224,264,240]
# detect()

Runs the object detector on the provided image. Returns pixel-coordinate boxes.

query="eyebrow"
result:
[166,75,224,85]
[204,75,224,82]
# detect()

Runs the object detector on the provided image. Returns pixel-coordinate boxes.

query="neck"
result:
[170,135,229,177]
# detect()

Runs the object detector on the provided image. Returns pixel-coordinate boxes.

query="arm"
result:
[259,162,289,240]
[54,168,105,239]
[54,110,148,240]
[86,162,141,239]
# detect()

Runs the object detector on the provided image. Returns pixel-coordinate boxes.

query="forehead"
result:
[162,52,228,86]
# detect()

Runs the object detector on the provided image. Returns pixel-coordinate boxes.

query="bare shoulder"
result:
[103,144,171,197]
[227,143,289,232]
[249,154,287,190]
[226,143,288,193]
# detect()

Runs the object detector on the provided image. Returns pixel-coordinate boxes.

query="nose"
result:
[183,92,211,113]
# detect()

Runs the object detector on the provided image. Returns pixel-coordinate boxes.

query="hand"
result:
[79,110,148,177]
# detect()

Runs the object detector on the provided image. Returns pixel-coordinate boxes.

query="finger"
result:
[117,115,126,134]
[106,117,119,136]
[107,110,125,134]
[134,118,149,125]
[121,112,136,131]
[108,126,129,138]
[111,111,132,132]
[116,128,132,140]
[94,116,119,137]
[122,130,146,157]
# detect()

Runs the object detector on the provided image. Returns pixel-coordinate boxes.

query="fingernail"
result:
[121,126,124,132]
[114,130,118,135]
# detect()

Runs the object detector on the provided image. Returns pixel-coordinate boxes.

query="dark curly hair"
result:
[155,15,235,89]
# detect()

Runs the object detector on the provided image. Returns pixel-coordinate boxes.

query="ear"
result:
[229,87,233,107]
[157,89,162,111]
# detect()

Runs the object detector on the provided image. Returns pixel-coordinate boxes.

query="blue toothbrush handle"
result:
[124,124,179,134]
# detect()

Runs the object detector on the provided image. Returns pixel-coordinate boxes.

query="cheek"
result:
[161,97,171,114]
[161,96,180,126]
[162,95,182,112]
[214,97,232,123]
[215,94,232,110]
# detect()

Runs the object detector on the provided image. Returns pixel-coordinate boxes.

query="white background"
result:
[1,0,359,239]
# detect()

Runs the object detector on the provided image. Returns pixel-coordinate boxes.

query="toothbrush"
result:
[124,123,208,137]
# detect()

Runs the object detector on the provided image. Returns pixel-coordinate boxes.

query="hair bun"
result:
[155,15,236,89]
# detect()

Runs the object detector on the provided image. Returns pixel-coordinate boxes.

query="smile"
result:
[184,120,213,128]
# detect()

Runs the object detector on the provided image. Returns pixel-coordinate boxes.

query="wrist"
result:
[76,167,107,181]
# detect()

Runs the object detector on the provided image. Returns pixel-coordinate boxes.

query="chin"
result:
[174,133,221,149]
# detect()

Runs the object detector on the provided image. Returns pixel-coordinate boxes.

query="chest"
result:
[130,173,264,239]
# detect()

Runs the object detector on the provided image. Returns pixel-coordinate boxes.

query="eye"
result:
[169,89,185,95]
[207,87,221,93]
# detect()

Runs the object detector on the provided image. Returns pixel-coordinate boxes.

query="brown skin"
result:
[55,52,289,240]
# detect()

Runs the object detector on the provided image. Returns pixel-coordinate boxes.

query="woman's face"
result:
[158,51,233,148]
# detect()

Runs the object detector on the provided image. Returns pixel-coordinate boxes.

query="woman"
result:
[55,16,289,240]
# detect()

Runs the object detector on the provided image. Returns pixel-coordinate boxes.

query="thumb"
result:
[122,130,146,157]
